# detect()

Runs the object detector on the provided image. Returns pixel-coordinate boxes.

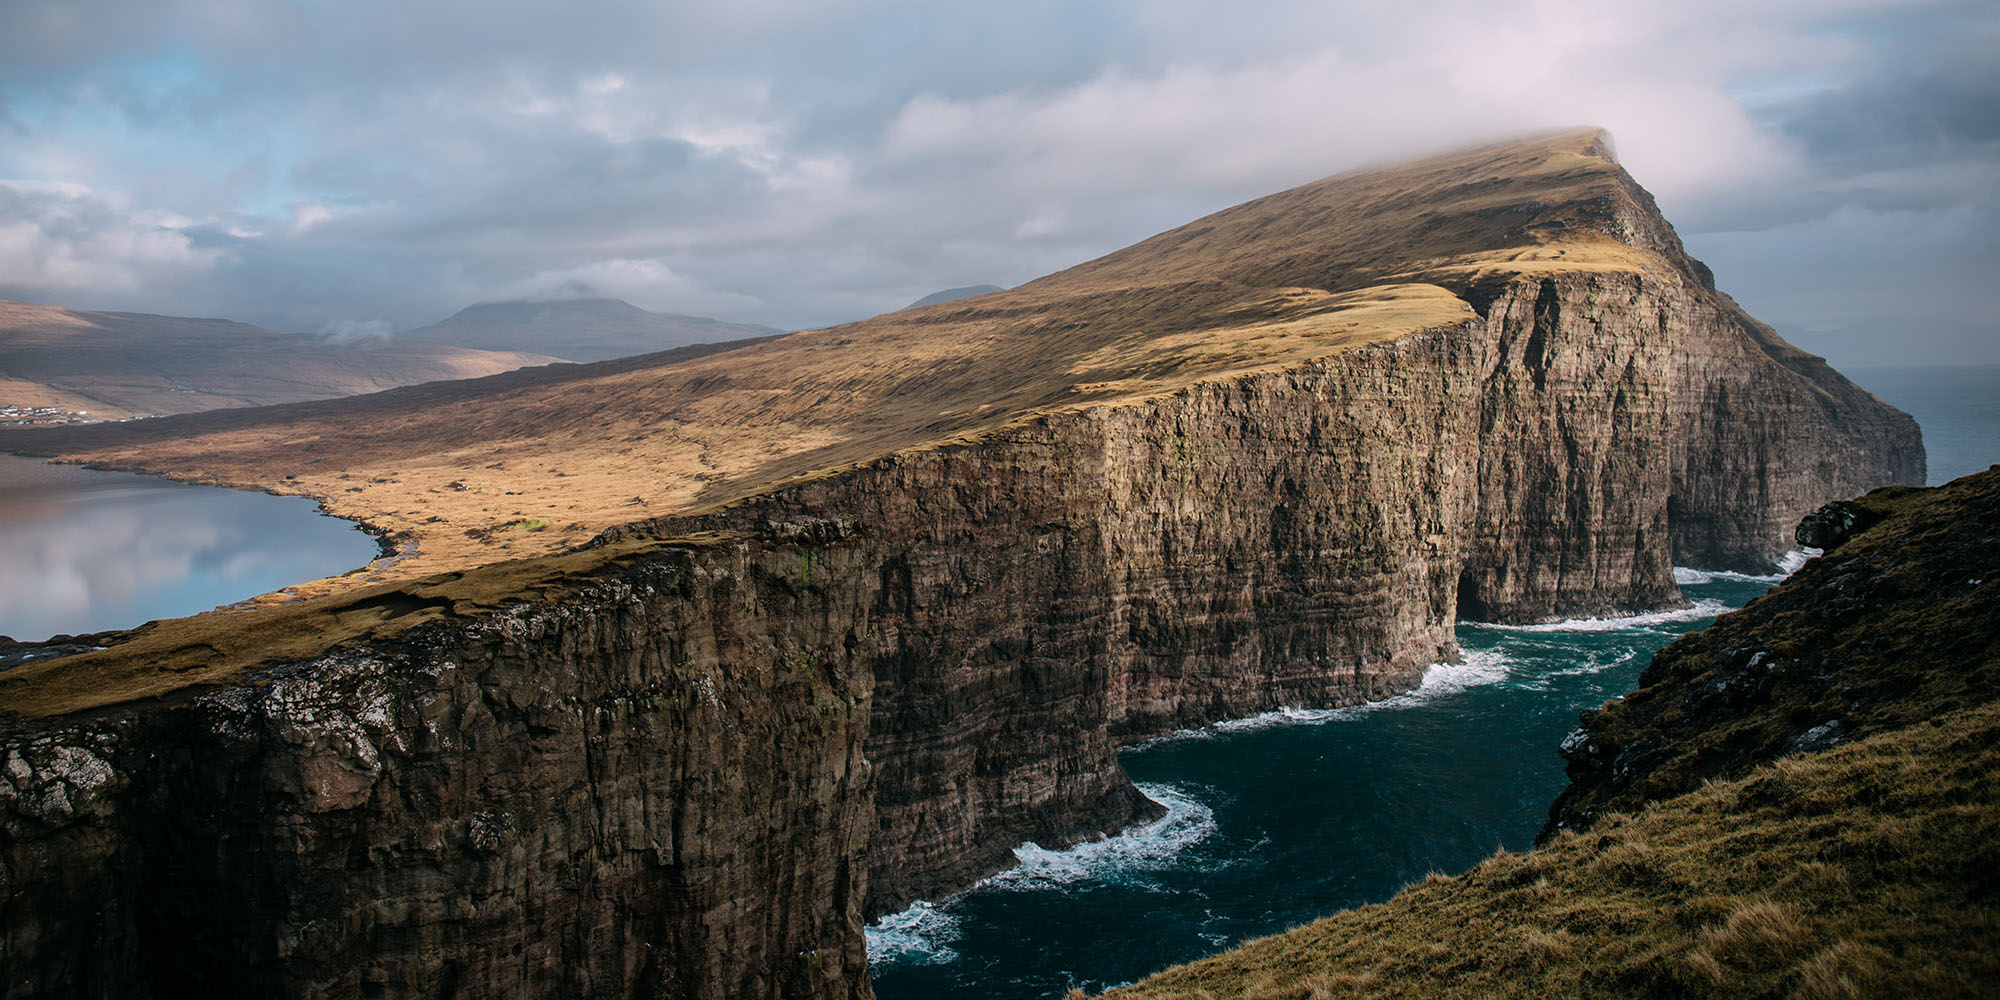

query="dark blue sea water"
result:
[0,454,381,643]
[867,571,1780,999]
[1846,363,2000,486]
[869,362,2000,1000]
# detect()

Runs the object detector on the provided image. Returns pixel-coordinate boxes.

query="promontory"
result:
[0,128,1920,999]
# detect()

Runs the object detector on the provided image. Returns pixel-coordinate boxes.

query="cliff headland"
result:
[1100,467,1999,999]
[0,129,1922,998]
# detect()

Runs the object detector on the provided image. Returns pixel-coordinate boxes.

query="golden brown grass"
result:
[0,128,1670,597]
[0,128,1700,715]
[1097,703,2000,999]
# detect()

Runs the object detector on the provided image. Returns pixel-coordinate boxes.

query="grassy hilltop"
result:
[0,128,1675,586]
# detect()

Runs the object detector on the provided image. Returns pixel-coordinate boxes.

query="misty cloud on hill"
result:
[0,0,1993,367]
[318,318,393,345]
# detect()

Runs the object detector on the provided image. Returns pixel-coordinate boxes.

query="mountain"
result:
[0,129,1924,1000]
[905,284,1005,309]
[0,299,558,420]
[400,297,783,362]
[2,129,1918,589]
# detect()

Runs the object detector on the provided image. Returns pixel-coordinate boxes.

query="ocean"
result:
[1845,363,2000,486]
[866,573,1775,998]
[866,363,1999,999]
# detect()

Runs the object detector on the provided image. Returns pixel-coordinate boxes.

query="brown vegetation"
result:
[1098,469,2000,999]
[0,128,1668,590]
[1099,701,2000,999]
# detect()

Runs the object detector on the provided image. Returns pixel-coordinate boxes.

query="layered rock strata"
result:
[615,260,1919,917]
[1098,470,2000,1000]
[0,132,1925,998]
[2,537,878,1000]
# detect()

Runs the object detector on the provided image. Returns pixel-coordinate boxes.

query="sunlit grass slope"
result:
[0,128,1664,587]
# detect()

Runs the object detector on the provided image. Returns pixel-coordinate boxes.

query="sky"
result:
[0,0,1994,368]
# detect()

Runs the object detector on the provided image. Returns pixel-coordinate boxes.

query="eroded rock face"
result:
[1542,469,1998,842]
[1,542,878,1000]
[0,191,1923,999]
[626,260,1920,917]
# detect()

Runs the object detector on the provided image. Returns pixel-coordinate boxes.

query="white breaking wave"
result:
[1541,647,1646,679]
[1469,598,1736,633]
[1673,548,1819,586]
[865,899,961,967]
[991,783,1217,889]
[865,783,1217,966]
[1147,650,1518,744]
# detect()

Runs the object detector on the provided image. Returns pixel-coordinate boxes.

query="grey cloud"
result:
[0,0,1993,360]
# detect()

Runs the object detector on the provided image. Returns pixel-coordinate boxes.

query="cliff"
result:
[3,531,878,999]
[0,130,1923,997]
[1098,469,2000,1000]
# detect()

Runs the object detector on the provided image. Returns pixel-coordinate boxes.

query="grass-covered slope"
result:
[0,129,1668,584]
[400,296,782,362]
[1099,469,2000,1000]
[1547,466,2000,838]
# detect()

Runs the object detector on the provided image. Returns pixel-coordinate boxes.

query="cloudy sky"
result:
[1,0,1994,367]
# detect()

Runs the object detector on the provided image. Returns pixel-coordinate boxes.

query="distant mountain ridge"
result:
[906,285,1005,309]
[0,298,557,419]
[400,297,782,362]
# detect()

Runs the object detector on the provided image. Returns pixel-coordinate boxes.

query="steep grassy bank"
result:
[1100,468,2000,999]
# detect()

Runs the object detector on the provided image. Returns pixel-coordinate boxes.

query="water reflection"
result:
[0,454,380,642]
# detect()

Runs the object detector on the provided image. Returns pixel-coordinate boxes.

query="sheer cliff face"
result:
[638,250,1917,917]
[0,130,1923,998]
[2,540,878,1000]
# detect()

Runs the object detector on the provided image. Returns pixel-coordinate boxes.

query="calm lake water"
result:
[0,454,381,643]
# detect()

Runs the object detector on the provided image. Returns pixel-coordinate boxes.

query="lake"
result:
[0,453,381,644]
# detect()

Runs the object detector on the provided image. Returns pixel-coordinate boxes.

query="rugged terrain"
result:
[401,297,782,362]
[0,130,1923,999]
[0,299,557,419]
[1098,468,1999,1000]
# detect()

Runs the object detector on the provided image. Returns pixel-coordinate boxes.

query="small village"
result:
[0,405,106,426]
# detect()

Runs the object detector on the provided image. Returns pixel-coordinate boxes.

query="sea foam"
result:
[1673,548,1819,586]
[1146,649,1518,744]
[865,899,962,967]
[993,782,1216,889]
[866,783,1217,964]
[1468,598,1736,633]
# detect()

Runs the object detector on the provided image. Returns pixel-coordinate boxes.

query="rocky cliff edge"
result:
[0,129,1924,999]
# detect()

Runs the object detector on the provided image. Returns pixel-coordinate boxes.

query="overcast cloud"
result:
[0,0,1993,366]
